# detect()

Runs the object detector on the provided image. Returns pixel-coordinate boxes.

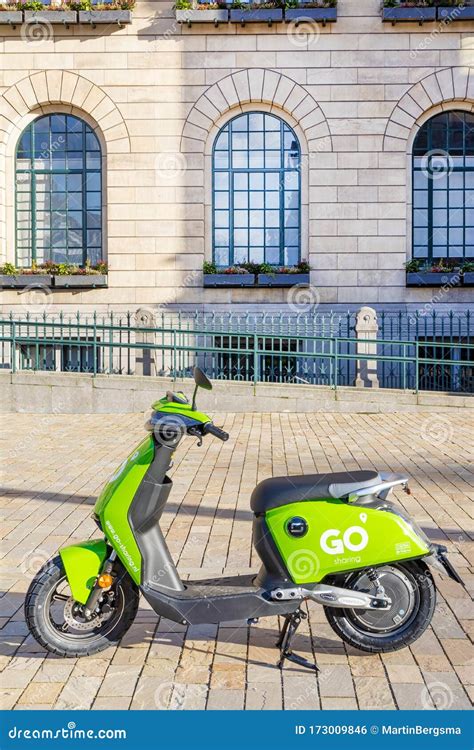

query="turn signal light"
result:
[97,573,113,588]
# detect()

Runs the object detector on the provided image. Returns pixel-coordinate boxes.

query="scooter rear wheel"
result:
[324,561,436,653]
[25,555,139,657]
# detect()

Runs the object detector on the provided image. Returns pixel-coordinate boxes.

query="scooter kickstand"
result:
[276,609,319,672]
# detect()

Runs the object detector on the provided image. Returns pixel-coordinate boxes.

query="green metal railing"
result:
[1,314,473,394]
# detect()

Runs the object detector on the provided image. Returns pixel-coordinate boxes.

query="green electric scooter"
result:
[25,368,463,670]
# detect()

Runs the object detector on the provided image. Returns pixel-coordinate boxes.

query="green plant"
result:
[66,0,91,10]
[93,260,108,274]
[461,260,474,273]
[404,259,425,273]
[203,261,217,274]
[175,0,192,8]
[18,1,44,10]
[1,262,17,276]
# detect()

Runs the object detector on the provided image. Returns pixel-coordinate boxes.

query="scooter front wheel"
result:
[25,556,139,657]
[324,561,436,653]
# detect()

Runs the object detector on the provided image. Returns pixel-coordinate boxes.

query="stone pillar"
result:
[355,306,379,388]
[134,307,156,377]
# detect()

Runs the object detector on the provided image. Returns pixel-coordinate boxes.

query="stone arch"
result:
[0,70,130,155]
[383,67,474,151]
[180,69,332,152]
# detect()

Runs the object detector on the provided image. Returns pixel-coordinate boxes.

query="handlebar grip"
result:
[204,423,229,441]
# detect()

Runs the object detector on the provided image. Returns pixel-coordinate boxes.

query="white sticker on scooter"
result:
[320,526,369,555]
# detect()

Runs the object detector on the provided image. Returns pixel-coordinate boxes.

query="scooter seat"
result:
[250,471,380,513]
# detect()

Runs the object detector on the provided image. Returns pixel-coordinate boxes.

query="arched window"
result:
[212,112,301,268]
[412,110,474,262]
[15,113,102,268]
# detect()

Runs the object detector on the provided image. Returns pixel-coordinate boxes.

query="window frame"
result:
[412,110,474,263]
[211,111,302,268]
[15,113,103,269]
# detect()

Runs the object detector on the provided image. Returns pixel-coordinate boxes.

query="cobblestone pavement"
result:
[1,412,473,711]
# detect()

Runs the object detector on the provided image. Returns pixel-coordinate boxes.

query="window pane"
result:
[412,111,472,261]
[213,112,300,267]
[15,114,102,266]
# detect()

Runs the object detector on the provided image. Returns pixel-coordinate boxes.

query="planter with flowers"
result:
[0,4,22,24]
[0,263,53,288]
[203,262,255,287]
[78,0,134,25]
[23,0,77,24]
[230,0,283,26]
[49,261,108,287]
[175,0,228,24]
[405,259,461,287]
[382,0,436,24]
[437,0,474,21]
[1,261,108,289]
[284,0,336,25]
[257,260,310,286]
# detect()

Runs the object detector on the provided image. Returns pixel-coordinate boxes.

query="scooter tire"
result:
[25,555,140,658]
[324,561,436,653]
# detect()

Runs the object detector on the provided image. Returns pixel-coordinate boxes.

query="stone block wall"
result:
[0,0,473,314]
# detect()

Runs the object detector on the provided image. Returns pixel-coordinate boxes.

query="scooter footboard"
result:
[60,539,108,604]
[141,575,300,625]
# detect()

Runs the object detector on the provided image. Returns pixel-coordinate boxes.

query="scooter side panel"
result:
[265,500,429,584]
[60,539,108,604]
[94,436,155,584]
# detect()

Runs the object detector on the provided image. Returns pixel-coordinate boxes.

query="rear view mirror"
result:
[194,367,212,391]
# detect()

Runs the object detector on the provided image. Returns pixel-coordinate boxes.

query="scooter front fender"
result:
[60,539,108,604]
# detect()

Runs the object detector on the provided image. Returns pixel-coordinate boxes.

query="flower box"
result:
[462,272,474,286]
[0,10,22,24]
[229,7,283,24]
[406,272,461,287]
[1,274,53,288]
[203,273,255,287]
[24,9,77,23]
[382,6,436,23]
[285,6,337,23]
[437,5,474,21]
[53,274,108,288]
[257,272,310,287]
[175,8,229,24]
[78,10,132,24]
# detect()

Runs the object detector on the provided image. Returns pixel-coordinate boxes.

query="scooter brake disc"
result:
[63,597,106,632]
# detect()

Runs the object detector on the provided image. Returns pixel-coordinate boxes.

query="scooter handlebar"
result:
[203,423,229,442]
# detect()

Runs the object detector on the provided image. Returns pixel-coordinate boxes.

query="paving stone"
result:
[18,682,63,705]
[354,677,395,709]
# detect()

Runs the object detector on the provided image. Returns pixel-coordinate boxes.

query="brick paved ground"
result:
[0,412,472,711]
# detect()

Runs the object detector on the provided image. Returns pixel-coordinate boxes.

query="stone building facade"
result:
[0,0,474,315]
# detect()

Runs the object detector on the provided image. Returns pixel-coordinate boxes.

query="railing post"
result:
[415,341,419,395]
[134,307,156,377]
[253,333,259,385]
[11,320,16,373]
[354,306,379,388]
